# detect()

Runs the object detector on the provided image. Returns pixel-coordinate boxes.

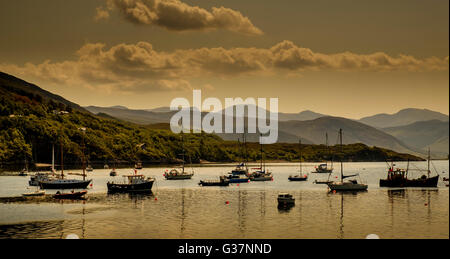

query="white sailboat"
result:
[327,129,368,192]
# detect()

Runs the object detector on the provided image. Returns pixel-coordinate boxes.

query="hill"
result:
[278,117,419,156]
[359,108,449,128]
[382,120,449,156]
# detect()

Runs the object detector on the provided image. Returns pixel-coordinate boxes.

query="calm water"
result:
[0,161,448,239]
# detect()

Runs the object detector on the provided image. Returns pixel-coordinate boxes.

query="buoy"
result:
[155,197,158,201]
[333,190,336,194]
[225,201,229,205]
[237,184,240,187]
[424,203,428,206]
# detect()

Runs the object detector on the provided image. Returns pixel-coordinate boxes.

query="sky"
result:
[0,0,448,119]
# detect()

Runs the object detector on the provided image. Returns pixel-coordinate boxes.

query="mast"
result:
[427,148,431,178]
[260,134,263,171]
[52,144,55,172]
[60,140,64,179]
[181,133,185,173]
[243,133,248,171]
[81,129,86,181]
[339,129,343,182]
[299,138,303,174]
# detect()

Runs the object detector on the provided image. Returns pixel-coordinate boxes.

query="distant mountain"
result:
[85,106,173,125]
[359,108,449,128]
[85,105,421,156]
[278,116,420,156]
[279,110,326,121]
[382,120,449,156]
[0,71,84,111]
[145,106,172,113]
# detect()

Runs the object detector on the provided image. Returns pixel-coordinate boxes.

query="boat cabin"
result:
[278,193,293,199]
[387,168,407,180]
[123,175,147,184]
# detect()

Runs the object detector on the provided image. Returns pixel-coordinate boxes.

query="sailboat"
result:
[289,138,308,181]
[164,133,194,180]
[39,139,92,190]
[380,149,439,188]
[327,129,368,192]
[249,135,273,182]
[312,133,333,174]
[28,144,57,186]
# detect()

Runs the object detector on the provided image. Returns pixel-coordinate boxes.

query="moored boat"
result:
[327,129,368,192]
[289,138,308,182]
[277,193,295,205]
[107,172,155,193]
[199,176,230,187]
[312,133,334,174]
[53,190,87,199]
[380,150,439,188]
[164,134,194,180]
[22,190,46,197]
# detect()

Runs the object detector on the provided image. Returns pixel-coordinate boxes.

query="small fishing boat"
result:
[199,176,230,187]
[380,150,439,188]
[277,193,295,205]
[312,133,334,174]
[164,168,194,180]
[104,164,109,169]
[86,165,93,172]
[110,168,117,177]
[53,190,87,199]
[22,190,46,197]
[327,129,368,192]
[107,171,155,193]
[312,164,333,174]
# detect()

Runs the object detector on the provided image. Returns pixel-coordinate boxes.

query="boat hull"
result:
[107,180,154,193]
[54,190,87,199]
[22,191,46,197]
[288,177,308,181]
[328,182,368,192]
[250,176,273,182]
[199,180,230,187]
[229,178,250,183]
[380,175,439,188]
[277,198,295,205]
[165,175,193,180]
[39,179,92,189]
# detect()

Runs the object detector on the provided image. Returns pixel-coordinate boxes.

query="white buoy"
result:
[66,234,79,239]
[366,234,380,239]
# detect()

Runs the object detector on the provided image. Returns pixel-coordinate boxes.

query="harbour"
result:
[0,161,448,239]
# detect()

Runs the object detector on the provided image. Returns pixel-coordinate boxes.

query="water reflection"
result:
[277,203,295,212]
[0,188,448,239]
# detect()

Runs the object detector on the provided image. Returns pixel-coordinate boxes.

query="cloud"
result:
[97,0,263,35]
[0,41,448,93]
[94,6,110,21]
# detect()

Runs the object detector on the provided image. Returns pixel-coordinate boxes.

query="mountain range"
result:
[84,104,449,158]
[1,71,423,167]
